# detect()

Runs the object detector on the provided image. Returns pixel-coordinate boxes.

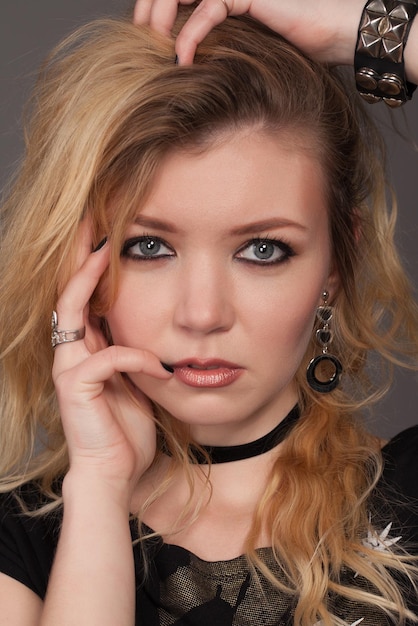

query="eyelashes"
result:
[235,238,295,265]
[121,236,175,260]
[121,235,295,266]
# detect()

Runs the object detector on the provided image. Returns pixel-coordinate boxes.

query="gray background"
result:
[1,1,416,438]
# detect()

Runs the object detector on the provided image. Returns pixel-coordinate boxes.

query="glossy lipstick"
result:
[171,359,243,388]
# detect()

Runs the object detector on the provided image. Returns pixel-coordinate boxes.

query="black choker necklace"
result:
[188,405,300,464]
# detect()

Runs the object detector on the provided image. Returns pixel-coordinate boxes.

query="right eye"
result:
[121,236,175,260]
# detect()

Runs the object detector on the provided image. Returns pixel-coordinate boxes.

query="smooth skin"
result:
[106,131,336,448]
[1,0,418,624]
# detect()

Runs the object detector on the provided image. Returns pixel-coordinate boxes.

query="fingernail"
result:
[174,55,179,65]
[161,362,174,373]
[93,237,108,252]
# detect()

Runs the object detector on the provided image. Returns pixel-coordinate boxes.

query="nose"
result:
[173,257,235,335]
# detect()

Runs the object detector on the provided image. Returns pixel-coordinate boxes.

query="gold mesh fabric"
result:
[153,544,391,625]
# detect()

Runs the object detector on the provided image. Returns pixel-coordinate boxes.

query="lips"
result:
[170,359,243,388]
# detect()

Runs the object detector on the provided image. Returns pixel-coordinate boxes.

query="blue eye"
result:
[236,238,294,265]
[121,236,174,260]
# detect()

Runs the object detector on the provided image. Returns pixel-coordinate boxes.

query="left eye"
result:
[236,239,293,264]
[121,236,174,259]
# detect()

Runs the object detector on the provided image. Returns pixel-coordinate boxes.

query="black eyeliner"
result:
[235,237,296,265]
[121,235,174,260]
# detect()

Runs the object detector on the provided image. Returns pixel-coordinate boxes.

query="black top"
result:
[1,426,418,625]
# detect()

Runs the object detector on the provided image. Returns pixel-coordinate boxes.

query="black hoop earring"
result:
[306,291,343,394]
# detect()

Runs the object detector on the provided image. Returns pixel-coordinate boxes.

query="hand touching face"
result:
[52,222,172,503]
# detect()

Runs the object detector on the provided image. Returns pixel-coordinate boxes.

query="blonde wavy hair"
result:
[1,7,418,625]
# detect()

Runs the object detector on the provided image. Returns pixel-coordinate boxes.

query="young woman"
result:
[0,1,417,624]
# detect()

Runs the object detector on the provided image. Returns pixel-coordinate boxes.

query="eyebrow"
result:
[133,215,307,235]
[133,216,180,233]
[230,218,307,235]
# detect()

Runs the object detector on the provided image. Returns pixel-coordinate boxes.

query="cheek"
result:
[105,275,158,348]
[247,276,321,332]
[260,302,316,357]
[244,274,325,366]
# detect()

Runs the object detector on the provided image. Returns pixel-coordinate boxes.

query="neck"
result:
[163,405,301,465]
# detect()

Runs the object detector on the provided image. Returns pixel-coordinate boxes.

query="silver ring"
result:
[51,310,86,349]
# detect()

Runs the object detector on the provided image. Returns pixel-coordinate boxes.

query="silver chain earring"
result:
[306,291,342,393]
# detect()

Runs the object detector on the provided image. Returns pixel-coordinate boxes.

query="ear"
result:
[324,261,340,304]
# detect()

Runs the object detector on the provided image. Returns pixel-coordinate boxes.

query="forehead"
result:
[135,129,328,232]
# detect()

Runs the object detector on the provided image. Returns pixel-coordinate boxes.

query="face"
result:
[106,130,337,445]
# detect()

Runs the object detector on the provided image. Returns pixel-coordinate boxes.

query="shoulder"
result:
[380,425,418,500]
[0,482,62,599]
[373,426,418,549]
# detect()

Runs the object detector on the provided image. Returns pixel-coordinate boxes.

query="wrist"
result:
[334,0,367,65]
[405,11,418,84]
[354,0,418,106]
[63,468,133,514]
[45,470,136,625]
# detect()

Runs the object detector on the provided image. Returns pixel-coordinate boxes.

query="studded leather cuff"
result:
[355,0,418,107]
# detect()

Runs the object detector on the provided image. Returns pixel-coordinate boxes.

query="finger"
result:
[175,0,242,64]
[55,239,110,333]
[52,241,110,372]
[150,0,198,37]
[54,347,170,455]
[54,347,169,477]
[84,346,173,384]
[75,217,95,273]
[133,0,155,25]
[55,346,172,395]
[134,0,196,37]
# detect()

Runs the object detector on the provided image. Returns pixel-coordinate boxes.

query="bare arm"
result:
[406,16,418,85]
[133,0,418,84]
[14,223,171,625]
[0,487,135,626]
[0,575,42,626]
[40,476,135,625]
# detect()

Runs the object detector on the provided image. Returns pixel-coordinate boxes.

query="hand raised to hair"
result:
[52,222,172,507]
[133,0,366,66]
